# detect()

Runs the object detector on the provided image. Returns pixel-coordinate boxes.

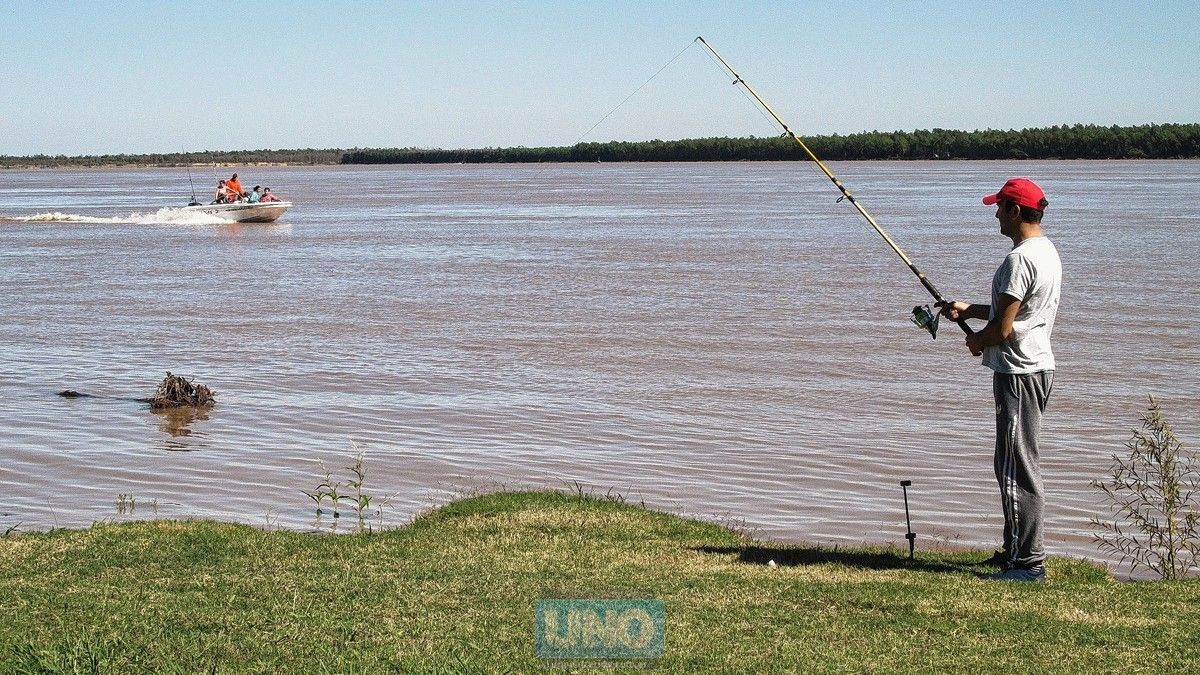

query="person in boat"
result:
[260,187,281,202]
[214,180,235,204]
[246,186,262,203]
[226,173,244,198]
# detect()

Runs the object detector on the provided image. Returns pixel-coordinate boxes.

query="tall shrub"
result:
[1092,397,1200,580]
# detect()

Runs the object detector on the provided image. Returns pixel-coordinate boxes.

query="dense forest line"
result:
[341,124,1200,164]
[3,124,1197,168]
[0,148,343,169]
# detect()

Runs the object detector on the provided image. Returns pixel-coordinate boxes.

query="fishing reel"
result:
[910,304,940,339]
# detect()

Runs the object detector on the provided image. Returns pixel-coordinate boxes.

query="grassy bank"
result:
[1,491,1196,672]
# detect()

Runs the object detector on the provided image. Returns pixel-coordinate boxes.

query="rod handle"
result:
[931,299,976,336]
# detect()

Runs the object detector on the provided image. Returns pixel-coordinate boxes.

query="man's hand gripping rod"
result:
[695,36,972,338]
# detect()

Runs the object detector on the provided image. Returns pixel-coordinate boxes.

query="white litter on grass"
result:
[767,559,778,568]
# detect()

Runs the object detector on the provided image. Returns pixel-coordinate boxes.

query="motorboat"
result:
[182,200,292,223]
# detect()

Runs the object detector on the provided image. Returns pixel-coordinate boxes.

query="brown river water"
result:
[1,161,1197,571]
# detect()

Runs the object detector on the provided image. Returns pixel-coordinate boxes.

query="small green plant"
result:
[303,460,339,518]
[1091,396,1200,580]
[327,472,344,520]
[304,449,392,533]
[372,492,396,532]
[115,494,135,515]
[563,480,639,507]
[344,451,372,531]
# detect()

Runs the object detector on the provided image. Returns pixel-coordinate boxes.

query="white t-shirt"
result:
[983,236,1061,375]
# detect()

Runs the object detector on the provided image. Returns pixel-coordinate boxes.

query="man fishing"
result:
[694,40,1064,579]
[941,177,1061,582]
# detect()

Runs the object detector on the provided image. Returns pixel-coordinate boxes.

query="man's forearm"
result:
[966,295,1021,353]
[971,320,1009,348]
[961,303,990,321]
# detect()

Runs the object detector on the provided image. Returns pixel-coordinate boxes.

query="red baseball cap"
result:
[982,177,1048,211]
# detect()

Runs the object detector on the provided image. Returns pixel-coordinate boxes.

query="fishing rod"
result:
[695,36,971,338]
[184,150,199,205]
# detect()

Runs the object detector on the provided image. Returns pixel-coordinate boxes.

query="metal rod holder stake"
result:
[900,480,915,561]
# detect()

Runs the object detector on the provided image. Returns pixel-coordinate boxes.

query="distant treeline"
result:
[0,148,343,169]
[4,124,1198,167]
[342,124,1200,164]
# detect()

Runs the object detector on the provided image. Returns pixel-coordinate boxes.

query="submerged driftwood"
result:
[149,372,215,409]
[57,372,216,408]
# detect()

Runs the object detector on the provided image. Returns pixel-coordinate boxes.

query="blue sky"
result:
[1,1,1196,155]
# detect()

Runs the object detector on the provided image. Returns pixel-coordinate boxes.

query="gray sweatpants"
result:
[993,371,1053,569]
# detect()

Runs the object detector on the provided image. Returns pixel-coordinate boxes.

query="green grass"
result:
[1,490,1196,673]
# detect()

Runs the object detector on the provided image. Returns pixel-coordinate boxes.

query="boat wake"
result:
[0,208,231,226]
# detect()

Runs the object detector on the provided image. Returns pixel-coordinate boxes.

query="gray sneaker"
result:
[988,565,1045,582]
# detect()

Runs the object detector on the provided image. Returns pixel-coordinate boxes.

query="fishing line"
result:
[570,39,698,147]
[694,36,972,338]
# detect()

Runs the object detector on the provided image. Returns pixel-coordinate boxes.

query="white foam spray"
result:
[1,208,231,226]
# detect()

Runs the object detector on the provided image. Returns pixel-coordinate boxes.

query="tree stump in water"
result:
[149,372,215,409]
